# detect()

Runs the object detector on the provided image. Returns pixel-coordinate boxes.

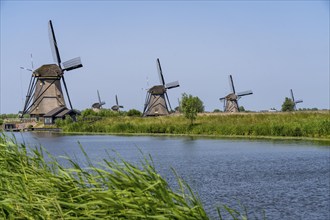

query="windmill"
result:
[143,58,180,117]
[290,89,303,110]
[92,90,106,110]
[21,20,82,119]
[111,95,124,111]
[219,75,253,112]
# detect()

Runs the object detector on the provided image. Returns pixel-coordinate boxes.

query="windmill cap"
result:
[148,85,166,94]
[33,64,62,77]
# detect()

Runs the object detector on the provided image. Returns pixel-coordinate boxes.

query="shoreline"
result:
[20,130,330,144]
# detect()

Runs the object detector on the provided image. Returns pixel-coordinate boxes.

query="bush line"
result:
[56,112,330,139]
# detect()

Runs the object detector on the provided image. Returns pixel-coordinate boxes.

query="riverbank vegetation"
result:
[0,133,257,219]
[56,110,330,140]
[1,134,211,219]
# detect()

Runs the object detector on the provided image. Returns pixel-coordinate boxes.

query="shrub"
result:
[181,93,204,125]
[281,97,295,111]
[0,134,209,219]
[127,109,142,117]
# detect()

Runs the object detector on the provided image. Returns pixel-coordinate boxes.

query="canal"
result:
[6,132,330,219]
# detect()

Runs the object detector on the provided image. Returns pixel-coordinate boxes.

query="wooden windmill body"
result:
[144,85,169,116]
[21,20,82,120]
[29,64,65,117]
[220,75,253,112]
[223,93,239,112]
[143,59,179,117]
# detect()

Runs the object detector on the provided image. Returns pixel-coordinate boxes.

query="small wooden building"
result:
[44,106,79,125]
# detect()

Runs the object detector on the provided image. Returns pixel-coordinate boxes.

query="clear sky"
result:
[1,1,329,114]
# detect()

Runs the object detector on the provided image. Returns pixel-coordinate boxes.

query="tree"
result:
[238,106,245,112]
[180,93,204,125]
[281,97,295,111]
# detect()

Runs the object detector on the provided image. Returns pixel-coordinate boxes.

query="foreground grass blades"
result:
[0,134,209,219]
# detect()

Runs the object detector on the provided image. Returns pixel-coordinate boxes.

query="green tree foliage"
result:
[298,108,319,111]
[0,113,19,119]
[127,109,142,117]
[81,108,123,118]
[281,97,295,111]
[238,106,245,112]
[180,93,204,124]
[213,109,221,113]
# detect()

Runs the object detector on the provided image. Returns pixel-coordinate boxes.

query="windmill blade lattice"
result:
[229,75,236,94]
[48,20,61,66]
[63,57,83,71]
[237,90,253,97]
[165,81,180,89]
[157,58,165,86]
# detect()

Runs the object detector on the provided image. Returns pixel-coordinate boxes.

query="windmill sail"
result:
[229,75,236,94]
[157,58,165,85]
[63,57,83,71]
[290,89,303,110]
[237,90,253,97]
[290,89,295,102]
[165,81,180,89]
[97,90,102,104]
[48,20,61,66]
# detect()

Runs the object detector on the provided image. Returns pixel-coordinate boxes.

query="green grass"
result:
[0,133,212,219]
[57,111,330,140]
[0,133,270,219]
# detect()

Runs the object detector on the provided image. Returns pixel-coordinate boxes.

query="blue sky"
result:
[1,1,329,114]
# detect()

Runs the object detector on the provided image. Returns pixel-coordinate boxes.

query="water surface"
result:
[7,132,330,219]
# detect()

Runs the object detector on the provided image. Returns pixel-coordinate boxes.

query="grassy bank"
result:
[1,134,212,219]
[57,111,330,140]
[0,133,259,219]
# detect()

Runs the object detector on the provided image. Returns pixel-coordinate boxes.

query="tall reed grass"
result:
[0,133,209,219]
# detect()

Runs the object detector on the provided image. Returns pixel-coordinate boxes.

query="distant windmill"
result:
[219,75,253,112]
[21,20,83,119]
[290,89,303,110]
[143,58,180,116]
[111,95,124,111]
[92,90,106,110]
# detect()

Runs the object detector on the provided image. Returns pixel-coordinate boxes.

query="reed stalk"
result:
[0,133,209,219]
